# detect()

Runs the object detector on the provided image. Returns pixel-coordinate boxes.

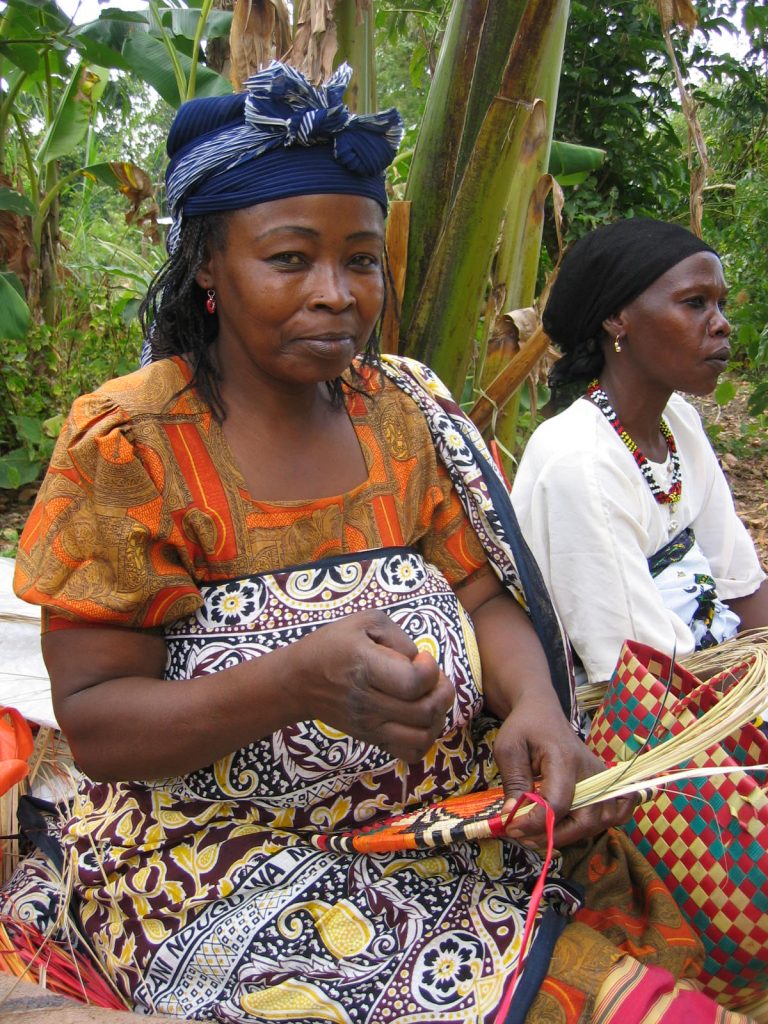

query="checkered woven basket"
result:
[587,639,768,1012]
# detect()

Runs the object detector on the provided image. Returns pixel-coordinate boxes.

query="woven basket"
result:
[587,639,768,1011]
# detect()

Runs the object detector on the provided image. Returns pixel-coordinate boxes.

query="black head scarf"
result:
[544,218,717,398]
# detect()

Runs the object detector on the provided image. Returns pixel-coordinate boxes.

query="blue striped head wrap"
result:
[165,61,404,255]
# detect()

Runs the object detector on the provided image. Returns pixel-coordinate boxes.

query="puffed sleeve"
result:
[13,390,203,631]
[512,417,699,683]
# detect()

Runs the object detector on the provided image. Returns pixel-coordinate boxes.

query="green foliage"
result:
[0,323,58,486]
[0,192,153,486]
[549,0,686,241]
[714,379,737,406]
[697,76,768,414]
[376,0,447,105]
[375,3,443,190]
[548,140,606,185]
[0,0,223,490]
[549,2,762,239]
[0,274,31,340]
[0,188,33,216]
[68,0,233,104]
[0,0,766,496]
[0,292,145,485]
[707,411,768,462]
[0,528,20,559]
[0,0,230,313]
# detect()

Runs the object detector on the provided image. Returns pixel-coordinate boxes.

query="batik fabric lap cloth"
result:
[8,355,740,1023]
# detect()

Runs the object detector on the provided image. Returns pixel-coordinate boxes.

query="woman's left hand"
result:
[492,695,636,848]
[457,570,635,848]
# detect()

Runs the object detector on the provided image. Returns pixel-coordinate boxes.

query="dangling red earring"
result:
[205,288,217,314]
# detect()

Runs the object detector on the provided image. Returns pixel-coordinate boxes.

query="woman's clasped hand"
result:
[287,610,456,763]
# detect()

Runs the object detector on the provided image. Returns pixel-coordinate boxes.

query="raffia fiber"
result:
[0,767,128,1012]
[577,629,768,713]
[0,726,75,886]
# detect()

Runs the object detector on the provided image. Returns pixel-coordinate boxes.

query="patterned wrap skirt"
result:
[63,549,580,1022]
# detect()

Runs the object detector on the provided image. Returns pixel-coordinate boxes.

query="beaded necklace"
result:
[586,380,682,505]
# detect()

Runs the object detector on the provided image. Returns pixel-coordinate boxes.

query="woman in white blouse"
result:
[512,217,767,686]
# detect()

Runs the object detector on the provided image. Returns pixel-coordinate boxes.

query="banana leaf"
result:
[548,139,605,184]
[0,273,31,341]
[36,62,110,167]
[122,27,232,105]
[402,0,567,397]
[0,188,33,216]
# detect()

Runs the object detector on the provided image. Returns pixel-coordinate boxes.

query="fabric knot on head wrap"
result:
[165,61,404,254]
[543,218,718,355]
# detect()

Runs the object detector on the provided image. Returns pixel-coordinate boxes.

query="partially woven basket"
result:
[587,636,768,1013]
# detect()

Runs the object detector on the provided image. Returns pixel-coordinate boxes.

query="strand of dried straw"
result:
[577,632,768,713]
[681,627,768,676]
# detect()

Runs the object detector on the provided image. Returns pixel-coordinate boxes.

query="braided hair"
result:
[546,331,607,412]
[139,214,226,418]
[139,213,392,421]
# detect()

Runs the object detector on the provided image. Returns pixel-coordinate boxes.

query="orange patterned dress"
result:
[15,356,488,632]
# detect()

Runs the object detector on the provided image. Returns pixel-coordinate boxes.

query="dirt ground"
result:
[1,381,766,568]
[0,973,176,1021]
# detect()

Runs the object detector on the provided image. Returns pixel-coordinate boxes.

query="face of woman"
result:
[196,193,386,394]
[612,251,731,397]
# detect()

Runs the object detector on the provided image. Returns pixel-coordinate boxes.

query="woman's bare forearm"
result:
[44,610,452,783]
[730,578,768,633]
[455,571,564,720]
[45,628,306,782]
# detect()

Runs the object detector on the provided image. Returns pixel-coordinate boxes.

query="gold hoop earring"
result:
[614,333,624,354]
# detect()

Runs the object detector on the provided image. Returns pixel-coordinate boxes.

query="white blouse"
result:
[511,392,766,683]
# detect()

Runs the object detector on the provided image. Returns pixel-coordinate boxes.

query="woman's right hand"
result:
[291,611,454,763]
[44,611,452,782]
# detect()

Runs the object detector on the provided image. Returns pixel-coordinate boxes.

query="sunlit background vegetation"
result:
[0,0,766,493]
